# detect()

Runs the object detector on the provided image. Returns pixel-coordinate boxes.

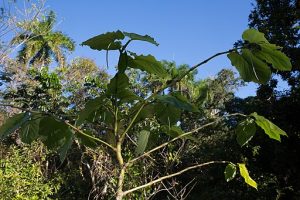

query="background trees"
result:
[0,1,298,200]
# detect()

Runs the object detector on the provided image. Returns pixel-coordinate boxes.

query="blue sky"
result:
[46,0,258,97]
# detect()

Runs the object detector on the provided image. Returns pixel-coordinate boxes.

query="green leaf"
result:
[156,93,198,112]
[254,44,292,71]
[123,32,159,46]
[135,130,150,155]
[20,116,41,144]
[242,29,268,44]
[76,97,103,126]
[107,72,141,102]
[224,163,237,182]
[155,103,181,125]
[236,119,256,147]
[81,30,125,51]
[195,82,209,106]
[38,117,72,148]
[161,125,197,141]
[0,113,29,139]
[227,50,271,84]
[128,54,168,77]
[251,112,288,142]
[238,163,258,189]
[58,133,73,162]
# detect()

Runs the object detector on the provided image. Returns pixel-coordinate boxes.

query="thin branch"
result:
[121,49,238,140]
[65,121,116,151]
[128,113,246,164]
[122,160,229,196]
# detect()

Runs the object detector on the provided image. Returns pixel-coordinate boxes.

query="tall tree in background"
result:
[11,10,75,67]
[249,0,300,87]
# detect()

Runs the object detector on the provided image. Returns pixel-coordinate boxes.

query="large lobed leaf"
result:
[227,49,271,84]
[251,112,287,142]
[81,30,124,51]
[228,29,292,84]
[128,54,168,78]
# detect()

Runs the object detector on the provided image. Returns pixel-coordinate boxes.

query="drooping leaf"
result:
[20,116,41,144]
[58,133,73,162]
[76,97,103,126]
[128,54,168,77]
[224,163,237,182]
[155,103,181,125]
[156,93,198,112]
[123,32,159,46]
[227,50,271,84]
[0,112,29,139]
[135,130,150,155]
[236,118,256,147]
[81,30,124,51]
[238,163,258,189]
[242,28,268,44]
[251,112,288,142]
[254,44,292,71]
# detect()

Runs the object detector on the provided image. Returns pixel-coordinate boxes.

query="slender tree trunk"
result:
[116,141,125,200]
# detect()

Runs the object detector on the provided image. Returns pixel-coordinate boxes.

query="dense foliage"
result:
[0,1,297,199]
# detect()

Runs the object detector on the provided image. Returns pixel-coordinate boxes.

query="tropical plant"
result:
[0,29,292,199]
[11,10,75,67]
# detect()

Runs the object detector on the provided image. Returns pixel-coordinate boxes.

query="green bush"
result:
[0,143,62,200]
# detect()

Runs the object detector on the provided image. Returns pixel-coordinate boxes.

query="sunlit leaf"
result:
[123,32,159,46]
[254,44,292,71]
[227,50,271,84]
[238,163,258,189]
[236,118,256,147]
[224,163,237,182]
[242,28,268,44]
[251,112,287,142]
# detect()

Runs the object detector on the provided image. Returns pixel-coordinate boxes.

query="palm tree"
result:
[11,11,75,67]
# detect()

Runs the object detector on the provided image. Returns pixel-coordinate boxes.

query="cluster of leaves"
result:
[0,28,293,199]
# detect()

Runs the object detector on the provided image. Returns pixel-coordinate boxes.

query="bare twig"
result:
[122,160,229,196]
